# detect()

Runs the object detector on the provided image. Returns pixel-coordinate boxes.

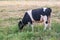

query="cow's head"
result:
[18,21,24,30]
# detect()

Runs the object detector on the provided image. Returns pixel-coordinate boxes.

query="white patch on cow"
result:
[41,15,47,22]
[43,8,47,12]
[40,15,43,21]
[27,10,34,21]
[43,15,47,22]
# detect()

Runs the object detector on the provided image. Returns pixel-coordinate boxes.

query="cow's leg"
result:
[31,24,34,32]
[27,22,31,32]
[27,22,34,32]
[48,17,51,30]
[43,15,48,30]
[28,22,31,27]
[44,21,48,30]
[31,23,35,32]
[48,23,51,30]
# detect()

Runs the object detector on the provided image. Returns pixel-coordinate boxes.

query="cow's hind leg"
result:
[48,17,51,30]
[44,21,48,30]
[43,15,48,30]
[44,16,51,30]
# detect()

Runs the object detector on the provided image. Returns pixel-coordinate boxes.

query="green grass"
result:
[0,18,60,40]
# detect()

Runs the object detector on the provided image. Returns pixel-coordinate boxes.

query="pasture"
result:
[0,1,60,40]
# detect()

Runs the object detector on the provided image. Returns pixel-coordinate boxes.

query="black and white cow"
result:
[18,8,52,31]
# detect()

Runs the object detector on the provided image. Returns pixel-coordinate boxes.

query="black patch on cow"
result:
[32,8,43,21]
[18,12,32,30]
[32,8,52,21]
[22,12,32,25]
[46,21,48,24]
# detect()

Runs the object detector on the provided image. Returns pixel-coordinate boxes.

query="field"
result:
[0,1,60,40]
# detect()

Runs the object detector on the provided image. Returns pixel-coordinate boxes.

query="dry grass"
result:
[0,1,60,21]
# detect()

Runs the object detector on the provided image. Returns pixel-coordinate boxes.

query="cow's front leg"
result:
[31,24,34,32]
[28,22,34,32]
[31,22,36,32]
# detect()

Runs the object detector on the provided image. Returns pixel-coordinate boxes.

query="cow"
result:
[18,8,52,31]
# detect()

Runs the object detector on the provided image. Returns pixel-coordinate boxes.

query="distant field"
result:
[0,1,60,18]
[0,1,60,40]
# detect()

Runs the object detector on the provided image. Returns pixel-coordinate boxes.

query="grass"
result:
[8,22,60,40]
[0,18,60,40]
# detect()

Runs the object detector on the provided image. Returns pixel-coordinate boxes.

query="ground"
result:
[0,1,60,40]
